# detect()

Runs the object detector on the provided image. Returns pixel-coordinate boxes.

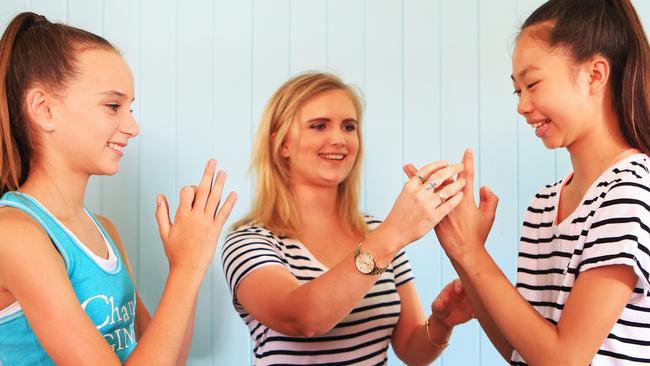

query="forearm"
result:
[175,299,196,365]
[125,269,203,366]
[397,316,451,366]
[458,248,561,365]
[281,228,402,336]
[450,259,513,360]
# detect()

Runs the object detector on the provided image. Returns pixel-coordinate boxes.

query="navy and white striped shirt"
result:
[511,154,650,365]
[221,217,414,365]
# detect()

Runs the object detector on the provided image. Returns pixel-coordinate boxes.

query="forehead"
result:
[70,48,134,98]
[298,89,358,119]
[512,30,573,80]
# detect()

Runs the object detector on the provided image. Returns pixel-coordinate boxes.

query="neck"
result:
[567,109,632,191]
[19,158,90,220]
[291,182,340,228]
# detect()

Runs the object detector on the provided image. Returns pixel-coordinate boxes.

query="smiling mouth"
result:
[319,153,345,161]
[107,142,124,152]
[531,118,551,129]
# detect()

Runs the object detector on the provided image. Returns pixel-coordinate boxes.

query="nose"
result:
[121,114,140,138]
[329,126,346,146]
[517,92,533,116]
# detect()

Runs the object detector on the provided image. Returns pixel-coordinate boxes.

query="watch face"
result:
[355,251,375,274]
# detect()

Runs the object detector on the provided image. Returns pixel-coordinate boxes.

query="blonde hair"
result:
[233,72,367,238]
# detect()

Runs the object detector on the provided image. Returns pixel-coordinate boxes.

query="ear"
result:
[587,56,610,95]
[24,87,55,132]
[272,132,291,158]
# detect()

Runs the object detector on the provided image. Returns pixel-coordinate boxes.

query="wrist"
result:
[455,242,490,268]
[425,314,451,350]
[363,228,401,267]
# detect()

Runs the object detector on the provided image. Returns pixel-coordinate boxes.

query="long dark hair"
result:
[0,12,115,194]
[522,0,650,155]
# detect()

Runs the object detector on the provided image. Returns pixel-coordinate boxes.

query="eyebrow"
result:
[99,90,135,102]
[510,65,542,81]
[305,117,358,123]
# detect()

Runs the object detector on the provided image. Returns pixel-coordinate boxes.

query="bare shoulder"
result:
[0,206,52,249]
[0,206,65,288]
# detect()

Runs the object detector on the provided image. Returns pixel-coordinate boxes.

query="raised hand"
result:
[431,279,474,327]
[155,159,237,274]
[377,160,466,249]
[436,149,498,261]
[403,149,498,262]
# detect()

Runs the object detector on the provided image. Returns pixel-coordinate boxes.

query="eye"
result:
[310,123,326,130]
[513,89,521,96]
[527,81,540,90]
[343,122,357,132]
[106,103,120,112]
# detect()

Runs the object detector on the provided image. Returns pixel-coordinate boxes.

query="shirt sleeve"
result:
[579,180,650,302]
[391,249,415,287]
[221,227,286,298]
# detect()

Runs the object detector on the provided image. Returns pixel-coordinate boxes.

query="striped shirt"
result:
[221,217,415,365]
[511,153,650,365]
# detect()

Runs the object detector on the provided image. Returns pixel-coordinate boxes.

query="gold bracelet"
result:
[424,315,449,350]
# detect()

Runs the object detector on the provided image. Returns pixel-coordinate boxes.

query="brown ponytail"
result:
[522,0,650,155]
[0,12,116,194]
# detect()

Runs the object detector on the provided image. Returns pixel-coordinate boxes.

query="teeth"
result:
[531,119,551,128]
[320,154,345,160]
[107,143,124,152]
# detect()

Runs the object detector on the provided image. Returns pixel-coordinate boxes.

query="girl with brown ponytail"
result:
[405,0,650,364]
[0,12,237,365]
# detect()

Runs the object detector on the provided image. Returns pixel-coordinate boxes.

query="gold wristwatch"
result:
[354,243,387,275]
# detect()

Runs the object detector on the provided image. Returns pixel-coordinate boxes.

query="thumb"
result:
[155,194,171,241]
[478,186,499,220]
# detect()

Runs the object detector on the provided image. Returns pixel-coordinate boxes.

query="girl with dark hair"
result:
[406,0,650,364]
[0,12,237,365]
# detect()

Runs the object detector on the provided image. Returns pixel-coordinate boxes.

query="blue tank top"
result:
[0,192,137,365]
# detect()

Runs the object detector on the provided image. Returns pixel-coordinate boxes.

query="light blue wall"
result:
[2,1,649,365]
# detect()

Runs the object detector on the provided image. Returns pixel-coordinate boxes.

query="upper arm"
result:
[390,280,426,357]
[236,265,304,335]
[0,211,120,364]
[95,214,151,337]
[556,264,636,364]
[222,229,302,335]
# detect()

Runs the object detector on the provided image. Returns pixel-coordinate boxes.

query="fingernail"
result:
[156,196,161,207]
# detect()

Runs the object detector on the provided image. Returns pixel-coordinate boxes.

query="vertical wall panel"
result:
[478,0,519,364]
[252,0,290,126]
[364,0,402,219]
[290,0,327,73]
[439,0,480,364]
[212,0,254,363]
[403,1,443,365]
[137,0,177,311]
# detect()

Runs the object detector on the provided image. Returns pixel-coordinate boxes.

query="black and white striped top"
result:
[221,217,414,365]
[511,154,650,365]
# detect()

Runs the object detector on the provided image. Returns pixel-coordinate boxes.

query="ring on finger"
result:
[425,179,438,191]
[415,173,426,183]
[436,190,447,203]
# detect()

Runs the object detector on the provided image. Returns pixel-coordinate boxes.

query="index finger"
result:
[460,149,475,200]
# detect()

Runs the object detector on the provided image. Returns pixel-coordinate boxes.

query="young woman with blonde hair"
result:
[222,72,473,365]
